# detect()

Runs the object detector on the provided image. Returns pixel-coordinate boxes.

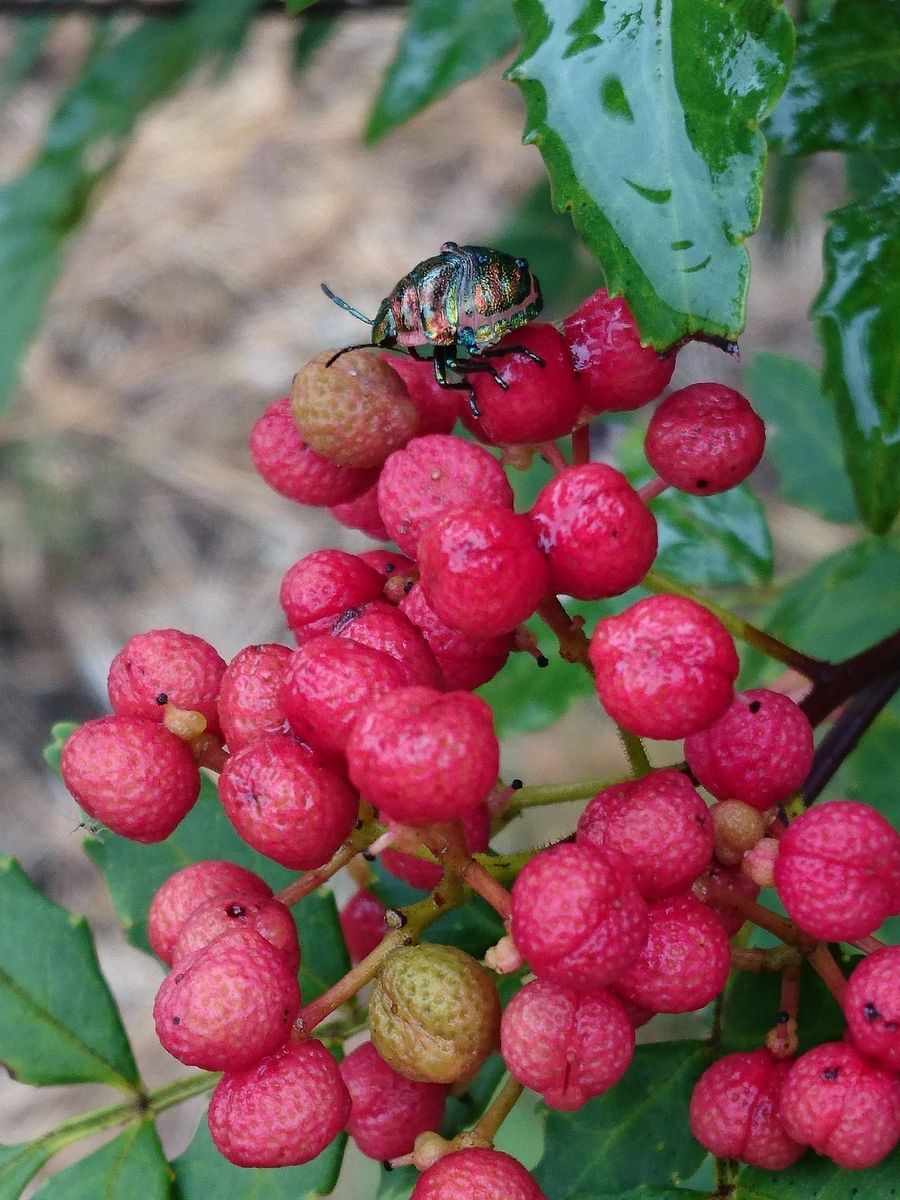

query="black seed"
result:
[156,693,168,706]
[174,973,184,984]
[822,1066,840,1080]
[696,479,708,489]
[537,655,549,668]
[226,904,246,918]
[362,851,376,862]
[864,1001,880,1022]
[749,700,762,714]
[511,779,524,790]
[777,1010,789,1024]
[172,1016,181,1025]
[403,579,414,593]
[384,562,396,573]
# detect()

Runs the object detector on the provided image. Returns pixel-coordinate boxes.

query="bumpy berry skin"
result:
[779,1041,900,1169]
[615,893,731,1013]
[148,860,273,965]
[107,629,226,734]
[339,888,388,963]
[382,803,491,891]
[218,733,359,870]
[695,861,760,938]
[377,434,513,559]
[279,549,383,641]
[530,464,657,600]
[774,800,900,942]
[411,1148,547,1200]
[153,929,299,1071]
[401,582,512,691]
[250,396,376,505]
[328,480,390,541]
[645,382,766,495]
[501,979,634,1110]
[61,716,200,843]
[463,324,582,445]
[340,1041,449,1160]
[369,945,501,1084]
[510,843,648,991]
[689,1049,803,1169]
[418,504,550,638]
[218,643,292,754]
[347,686,498,826]
[589,594,739,739]
[576,768,714,900]
[291,350,418,469]
[710,800,768,866]
[382,353,459,435]
[685,689,813,810]
[332,599,443,688]
[843,946,900,1070]
[172,893,299,972]
[563,288,675,413]
[208,1039,350,1167]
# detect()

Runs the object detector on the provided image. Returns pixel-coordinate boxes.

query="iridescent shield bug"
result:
[321,242,544,416]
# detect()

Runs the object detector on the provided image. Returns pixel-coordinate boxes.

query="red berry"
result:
[328,479,390,541]
[340,888,388,963]
[510,843,648,991]
[347,686,498,826]
[173,893,299,972]
[279,549,383,641]
[418,504,550,638]
[843,946,900,1071]
[689,1048,803,1169]
[645,382,765,494]
[208,1039,350,1167]
[381,353,459,435]
[218,733,359,870]
[411,1148,546,1200]
[400,582,512,691]
[529,464,657,600]
[694,860,761,938]
[218,643,292,754]
[382,803,490,891]
[589,594,739,739]
[358,549,418,584]
[250,396,376,506]
[774,800,900,942]
[576,768,714,900]
[148,860,273,965]
[331,599,443,688]
[563,288,675,413]
[685,689,813,810]
[61,716,200,843]
[377,434,513,558]
[779,1041,900,1168]
[340,1040,448,1160]
[107,629,226,734]
[153,929,299,1071]
[501,979,634,1109]
[463,324,582,445]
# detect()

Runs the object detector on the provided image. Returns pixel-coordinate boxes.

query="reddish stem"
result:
[572,424,591,466]
[536,596,593,671]
[807,943,847,1005]
[538,441,569,473]
[638,476,669,503]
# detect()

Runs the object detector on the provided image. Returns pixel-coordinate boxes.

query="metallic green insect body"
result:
[322,241,544,416]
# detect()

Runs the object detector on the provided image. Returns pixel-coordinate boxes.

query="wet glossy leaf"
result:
[508,0,794,346]
[743,352,858,524]
[734,1146,900,1199]
[0,1141,55,1200]
[33,1121,168,1200]
[813,178,900,534]
[366,0,518,142]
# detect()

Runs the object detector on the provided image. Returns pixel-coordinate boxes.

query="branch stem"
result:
[467,1076,524,1145]
[536,596,592,670]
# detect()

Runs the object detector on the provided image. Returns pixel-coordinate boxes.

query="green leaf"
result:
[32,1120,169,1200]
[295,889,351,1005]
[284,0,322,12]
[721,960,845,1056]
[0,859,138,1091]
[172,1114,345,1199]
[534,1041,708,1197]
[508,0,794,347]
[376,1165,417,1200]
[813,178,900,534]
[0,1141,56,1200]
[290,16,338,77]
[42,721,78,776]
[735,1146,900,1199]
[743,352,858,524]
[365,0,518,142]
[767,0,900,160]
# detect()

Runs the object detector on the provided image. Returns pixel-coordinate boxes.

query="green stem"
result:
[616,725,652,776]
[468,1075,524,1145]
[147,1070,219,1114]
[496,775,628,827]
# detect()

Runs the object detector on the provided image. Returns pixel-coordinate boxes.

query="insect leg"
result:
[433,346,482,418]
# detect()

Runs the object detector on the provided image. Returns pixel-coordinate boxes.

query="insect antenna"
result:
[320,282,374,326]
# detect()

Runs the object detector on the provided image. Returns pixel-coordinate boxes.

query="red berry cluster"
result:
[57,285,899,1194]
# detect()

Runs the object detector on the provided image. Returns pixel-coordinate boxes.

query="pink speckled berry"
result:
[689,1048,803,1169]
[218,643,292,754]
[501,979,634,1110]
[347,686,498,826]
[779,1041,900,1169]
[148,860,273,965]
[340,1040,449,1160]
[615,892,731,1013]
[279,549,383,641]
[377,434,513,558]
[510,843,648,991]
[576,768,714,900]
[61,716,200,843]
[695,861,761,938]
[281,636,412,757]
[589,594,739,739]
[400,582,512,691]
[563,288,675,414]
[383,803,491,891]
[685,689,814,810]
[529,463,657,600]
[331,599,443,688]
[411,1148,547,1200]
[153,929,299,1071]
[463,324,582,445]
[328,479,390,541]
[250,396,376,505]
[340,888,388,963]
[173,893,299,973]
[358,549,417,585]
[208,1039,350,1167]
[645,382,766,494]
[774,800,900,942]
[418,504,550,638]
[382,353,458,435]
[844,946,900,1071]
[291,350,418,469]
[107,629,226,734]
[218,733,359,870]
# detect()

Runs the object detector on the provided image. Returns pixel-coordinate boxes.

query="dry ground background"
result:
[0,10,855,1195]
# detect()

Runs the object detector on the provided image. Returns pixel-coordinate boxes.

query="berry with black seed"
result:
[842,945,900,1071]
[107,629,226,735]
[217,643,293,754]
[148,860,273,965]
